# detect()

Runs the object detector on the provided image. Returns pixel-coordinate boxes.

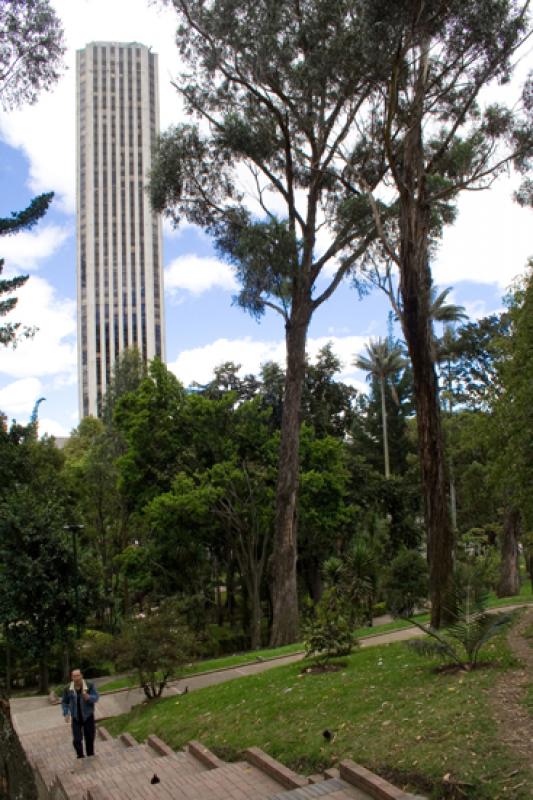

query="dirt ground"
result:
[490,606,533,764]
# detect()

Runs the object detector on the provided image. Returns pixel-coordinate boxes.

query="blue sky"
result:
[0,0,531,437]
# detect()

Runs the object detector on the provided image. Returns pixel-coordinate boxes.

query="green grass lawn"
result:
[104,618,531,800]
[97,588,533,694]
[97,616,430,693]
[487,580,533,608]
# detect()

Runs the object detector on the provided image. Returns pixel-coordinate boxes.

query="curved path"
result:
[11,602,529,737]
[490,605,533,765]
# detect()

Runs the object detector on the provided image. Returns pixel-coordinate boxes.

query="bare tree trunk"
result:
[38,657,49,695]
[0,689,38,800]
[395,39,454,629]
[449,461,458,531]
[3,626,11,695]
[305,558,323,604]
[380,377,390,478]
[270,309,309,645]
[400,258,454,628]
[226,558,236,625]
[248,572,262,650]
[62,638,70,683]
[497,507,521,597]
[527,552,533,593]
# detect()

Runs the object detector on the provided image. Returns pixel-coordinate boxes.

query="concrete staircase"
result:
[19,725,425,800]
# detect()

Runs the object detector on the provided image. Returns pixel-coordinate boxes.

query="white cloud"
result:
[168,333,369,388]
[0,0,183,213]
[165,254,238,295]
[37,417,71,438]
[0,225,70,270]
[0,377,44,415]
[434,174,532,289]
[0,275,76,380]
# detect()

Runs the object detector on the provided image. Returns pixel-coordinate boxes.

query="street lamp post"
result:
[64,524,84,638]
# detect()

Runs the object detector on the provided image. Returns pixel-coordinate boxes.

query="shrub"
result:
[113,601,198,699]
[202,625,250,657]
[302,588,356,666]
[383,548,428,617]
[407,574,511,670]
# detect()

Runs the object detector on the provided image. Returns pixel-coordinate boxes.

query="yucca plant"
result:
[407,576,511,671]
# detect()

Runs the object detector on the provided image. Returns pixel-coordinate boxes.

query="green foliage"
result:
[105,626,527,799]
[1,193,54,347]
[114,359,188,511]
[0,481,78,665]
[113,601,198,699]
[384,549,429,617]
[75,630,114,678]
[0,0,65,110]
[407,576,511,670]
[302,587,356,666]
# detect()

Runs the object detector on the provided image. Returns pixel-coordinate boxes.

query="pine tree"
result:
[0,193,54,347]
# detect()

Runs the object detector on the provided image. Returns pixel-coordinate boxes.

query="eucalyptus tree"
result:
[355,338,406,478]
[0,0,65,110]
[493,267,533,596]
[432,290,467,531]
[151,0,381,643]
[351,0,532,626]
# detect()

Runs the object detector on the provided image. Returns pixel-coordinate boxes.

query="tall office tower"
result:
[76,41,165,418]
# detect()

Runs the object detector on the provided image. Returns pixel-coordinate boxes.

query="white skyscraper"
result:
[76,41,165,418]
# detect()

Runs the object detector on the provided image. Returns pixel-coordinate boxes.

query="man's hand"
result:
[82,692,90,702]
[64,715,70,724]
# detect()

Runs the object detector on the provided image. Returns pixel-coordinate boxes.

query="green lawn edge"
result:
[104,612,532,800]
[97,588,532,694]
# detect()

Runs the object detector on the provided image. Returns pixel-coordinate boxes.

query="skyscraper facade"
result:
[76,41,165,418]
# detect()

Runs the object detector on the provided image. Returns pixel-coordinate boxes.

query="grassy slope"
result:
[96,617,428,693]
[105,622,531,800]
[98,587,533,694]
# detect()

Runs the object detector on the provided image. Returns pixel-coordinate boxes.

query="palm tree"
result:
[430,287,468,326]
[355,338,406,478]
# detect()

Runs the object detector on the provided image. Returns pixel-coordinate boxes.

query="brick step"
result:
[33,742,155,793]
[62,759,288,800]
[55,748,209,795]
[269,777,373,800]
[29,739,128,776]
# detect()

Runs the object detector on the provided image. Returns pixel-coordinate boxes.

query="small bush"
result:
[407,572,511,670]
[113,601,198,699]
[202,624,250,656]
[302,588,356,666]
[384,549,428,617]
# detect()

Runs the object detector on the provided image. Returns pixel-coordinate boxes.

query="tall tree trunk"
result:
[62,637,70,684]
[248,572,262,650]
[0,689,38,800]
[380,377,390,478]
[226,558,236,625]
[38,656,49,695]
[305,558,323,604]
[497,507,521,597]
[400,256,453,628]
[396,39,454,629]
[270,309,309,645]
[449,460,458,531]
[3,626,11,695]
[527,552,533,593]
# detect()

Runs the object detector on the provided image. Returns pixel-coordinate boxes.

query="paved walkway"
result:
[11,602,529,737]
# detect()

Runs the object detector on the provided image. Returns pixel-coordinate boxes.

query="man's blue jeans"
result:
[71,714,95,758]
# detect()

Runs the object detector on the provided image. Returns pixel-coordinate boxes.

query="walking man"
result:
[61,669,99,758]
